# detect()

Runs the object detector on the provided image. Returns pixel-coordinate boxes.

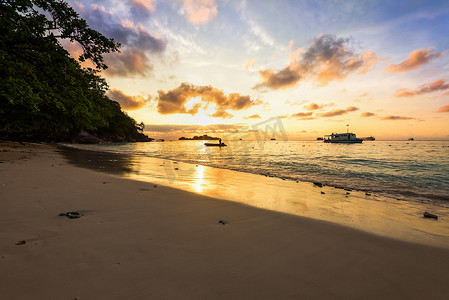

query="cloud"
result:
[72,3,166,76]
[104,49,152,76]
[394,79,449,97]
[80,5,165,52]
[106,89,148,110]
[255,34,380,90]
[129,0,156,12]
[182,0,218,24]
[245,58,256,70]
[244,114,262,119]
[256,66,301,90]
[380,115,414,120]
[438,104,449,112]
[128,0,156,19]
[358,50,387,74]
[303,103,323,110]
[316,106,359,117]
[211,110,233,119]
[144,123,245,133]
[361,112,376,117]
[156,83,261,118]
[386,48,441,73]
[291,112,314,120]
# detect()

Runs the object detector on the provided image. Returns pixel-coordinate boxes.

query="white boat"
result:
[324,132,363,143]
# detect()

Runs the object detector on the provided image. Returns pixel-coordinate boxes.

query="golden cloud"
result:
[380,115,414,120]
[358,51,387,74]
[303,103,323,110]
[244,114,262,119]
[437,104,449,112]
[106,89,148,110]
[386,48,441,73]
[361,112,376,117]
[316,106,359,117]
[394,79,449,97]
[291,112,314,120]
[255,34,381,90]
[245,58,256,70]
[156,83,261,118]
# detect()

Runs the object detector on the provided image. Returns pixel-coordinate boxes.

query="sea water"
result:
[62,140,449,207]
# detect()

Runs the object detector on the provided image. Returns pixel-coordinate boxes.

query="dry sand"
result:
[1,142,449,300]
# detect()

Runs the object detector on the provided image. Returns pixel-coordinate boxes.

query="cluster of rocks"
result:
[73,130,153,144]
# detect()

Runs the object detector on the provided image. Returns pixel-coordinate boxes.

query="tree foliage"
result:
[0,0,146,141]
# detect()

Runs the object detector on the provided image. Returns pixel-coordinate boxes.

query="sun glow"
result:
[185,99,219,126]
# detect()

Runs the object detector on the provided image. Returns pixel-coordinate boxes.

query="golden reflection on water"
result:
[59,146,449,248]
[128,156,449,248]
[194,164,205,193]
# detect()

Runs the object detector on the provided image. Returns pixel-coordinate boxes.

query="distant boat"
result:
[324,132,363,143]
[204,142,226,147]
[270,138,276,140]
[316,137,324,141]
[408,138,414,141]
[361,136,375,141]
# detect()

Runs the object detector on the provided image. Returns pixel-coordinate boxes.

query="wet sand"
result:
[1,142,449,299]
[59,145,449,248]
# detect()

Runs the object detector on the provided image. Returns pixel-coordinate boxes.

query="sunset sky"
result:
[68,0,449,140]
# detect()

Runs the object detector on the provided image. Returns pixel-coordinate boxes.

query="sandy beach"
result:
[1,142,449,300]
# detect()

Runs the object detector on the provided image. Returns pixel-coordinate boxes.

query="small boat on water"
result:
[324,132,363,143]
[316,137,324,141]
[408,137,414,141]
[204,139,226,147]
[204,142,226,147]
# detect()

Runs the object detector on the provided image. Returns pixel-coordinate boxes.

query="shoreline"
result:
[2,142,449,299]
[59,140,449,207]
[59,143,449,248]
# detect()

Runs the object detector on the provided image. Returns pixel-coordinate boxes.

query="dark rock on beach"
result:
[75,131,103,144]
[423,212,438,220]
[313,182,323,188]
[59,211,83,219]
[72,129,154,144]
[16,240,26,245]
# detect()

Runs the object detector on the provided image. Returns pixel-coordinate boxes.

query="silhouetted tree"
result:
[0,0,146,141]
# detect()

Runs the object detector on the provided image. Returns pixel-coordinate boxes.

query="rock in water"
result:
[423,212,438,220]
